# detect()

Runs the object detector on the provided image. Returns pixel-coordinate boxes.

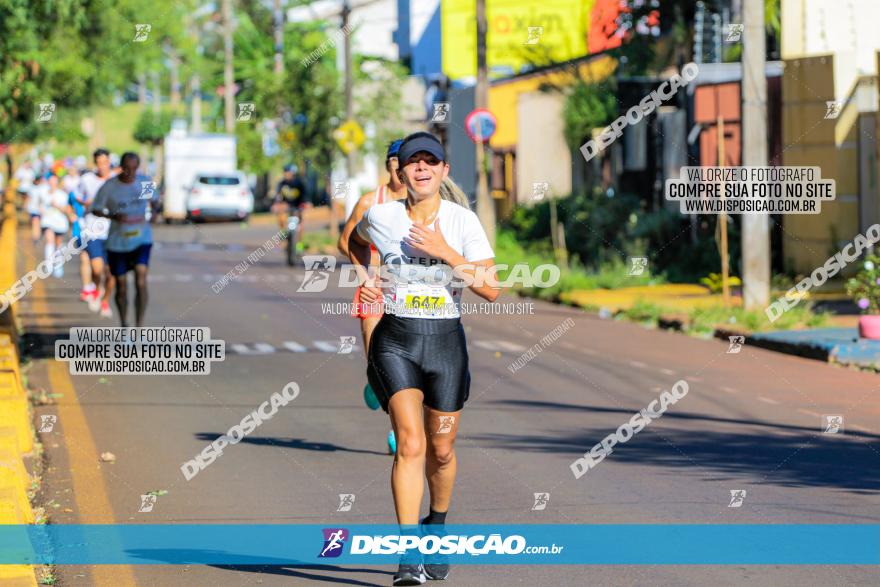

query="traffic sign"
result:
[333,119,366,154]
[465,109,497,143]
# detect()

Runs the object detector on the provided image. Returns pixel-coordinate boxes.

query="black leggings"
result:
[367,314,470,413]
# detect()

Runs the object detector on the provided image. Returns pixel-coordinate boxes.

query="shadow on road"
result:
[126,549,386,586]
[194,432,388,456]
[212,564,386,586]
[471,399,880,493]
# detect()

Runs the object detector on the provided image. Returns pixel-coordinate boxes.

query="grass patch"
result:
[301,232,336,251]
[494,229,663,300]
[618,299,830,335]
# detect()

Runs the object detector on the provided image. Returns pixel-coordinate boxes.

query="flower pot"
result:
[858,315,880,339]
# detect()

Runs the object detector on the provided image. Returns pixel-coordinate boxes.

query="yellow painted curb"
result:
[0,371,23,399]
[0,486,27,523]
[0,446,28,489]
[0,427,20,457]
[0,355,21,388]
[0,482,32,524]
[0,564,37,587]
[0,397,32,454]
[0,471,31,524]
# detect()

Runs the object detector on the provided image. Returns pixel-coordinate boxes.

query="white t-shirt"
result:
[80,172,110,239]
[40,188,70,234]
[357,199,494,319]
[14,167,35,192]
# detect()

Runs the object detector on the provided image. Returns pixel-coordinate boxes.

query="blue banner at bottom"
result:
[0,525,878,565]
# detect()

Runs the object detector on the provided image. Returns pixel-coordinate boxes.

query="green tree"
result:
[355,57,408,160]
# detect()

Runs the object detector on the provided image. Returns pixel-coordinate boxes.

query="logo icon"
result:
[140,181,157,200]
[236,102,256,122]
[822,414,844,434]
[297,255,336,293]
[333,181,349,200]
[531,492,549,511]
[134,24,152,42]
[336,493,355,512]
[728,489,746,508]
[727,335,745,354]
[628,257,648,276]
[525,26,544,45]
[824,101,842,119]
[91,217,110,236]
[431,103,450,123]
[726,24,744,42]
[138,494,157,513]
[437,416,455,434]
[35,103,56,123]
[319,528,348,558]
[38,415,57,433]
[338,336,356,355]
[531,182,549,201]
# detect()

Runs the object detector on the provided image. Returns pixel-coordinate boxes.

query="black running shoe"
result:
[392,563,426,586]
[420,518,450,580]
[423,559,449,581]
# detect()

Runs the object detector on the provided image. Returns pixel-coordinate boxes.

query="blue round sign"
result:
[465,109,497,143]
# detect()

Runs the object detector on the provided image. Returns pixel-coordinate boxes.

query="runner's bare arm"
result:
[337,191,375,257]
[348,224,382,304]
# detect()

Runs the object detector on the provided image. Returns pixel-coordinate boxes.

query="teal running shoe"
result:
[363,383,380,410]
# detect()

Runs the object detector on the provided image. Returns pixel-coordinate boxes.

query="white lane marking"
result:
[172,274,193,282]
[628,360,648,369]
[582,348,597,355]
[659,368,676,376]
[281,341,308,353]
[473,340,527,353]
[721,386,738,394]
[757,396,780,405]
[313,340,341,353]
[229,343,276,355]
[797,408,821,418]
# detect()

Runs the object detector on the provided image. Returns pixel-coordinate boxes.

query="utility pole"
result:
[151,71,161,115]
[331,0,353,243]
[274,0,284,77]
[166,43,181,109]
[222,0,235,132]
[138,73,148,171]
[474,0,495,246]
[741,0,770,308]
[192,74,202,133]
[152,70,164,182]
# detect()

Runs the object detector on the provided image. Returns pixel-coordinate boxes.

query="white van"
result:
[163,133,237,222]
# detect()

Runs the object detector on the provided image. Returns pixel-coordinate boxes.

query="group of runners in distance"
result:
[340,132,502,585]
[15,150,158,327]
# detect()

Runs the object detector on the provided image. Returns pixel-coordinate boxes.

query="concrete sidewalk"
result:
[733,328,880,368]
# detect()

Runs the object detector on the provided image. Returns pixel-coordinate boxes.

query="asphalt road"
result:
[18,219,880,587]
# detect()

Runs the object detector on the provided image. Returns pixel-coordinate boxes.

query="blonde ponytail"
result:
[439,177,471,209]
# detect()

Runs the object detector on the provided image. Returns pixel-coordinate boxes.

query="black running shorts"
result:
[367,314,470,413]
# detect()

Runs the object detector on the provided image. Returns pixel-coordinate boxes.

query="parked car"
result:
[186,171,254,222]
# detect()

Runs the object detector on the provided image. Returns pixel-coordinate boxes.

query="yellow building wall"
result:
[782,55,862,273]
[487,55,617,149]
